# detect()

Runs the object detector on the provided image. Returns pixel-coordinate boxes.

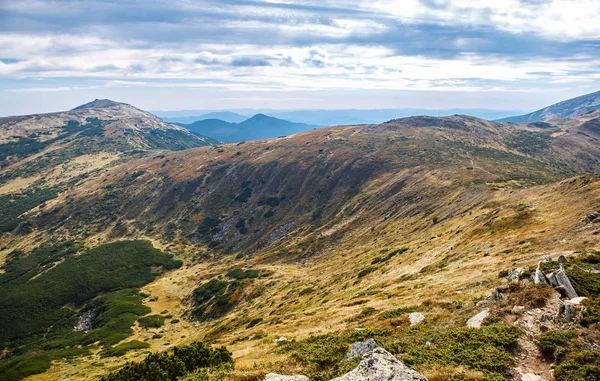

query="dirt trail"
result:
[513,336,553,381]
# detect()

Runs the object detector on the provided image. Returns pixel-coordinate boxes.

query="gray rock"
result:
[273,336,288,343]
[555,264,578,299]
[408,312,425,326]
[331,347,428,381]
[344,338,378,360]
[73,310,96,333]
[264,373,308,381]
[508,267,524,282]
[466,309,490,328]
[555,303,577,323]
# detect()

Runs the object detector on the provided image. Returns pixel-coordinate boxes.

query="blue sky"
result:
[1,0,600,115]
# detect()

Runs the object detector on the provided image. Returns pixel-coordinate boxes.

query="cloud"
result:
[0,0,599,114]
[230,56,272,67]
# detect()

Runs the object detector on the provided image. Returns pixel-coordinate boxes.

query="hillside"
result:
[1,108,600,380]
[180,114,320,143]
[0,99,217,233]
[498,90,600,123]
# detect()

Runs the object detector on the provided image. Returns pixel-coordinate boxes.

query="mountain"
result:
[162,111,248,124]
[180,113,320,142]
[498,90,600,123]
[156,108,527,126]
[2,103,600,380]
[0,99,217,199]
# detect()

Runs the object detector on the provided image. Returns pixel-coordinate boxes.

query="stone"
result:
[344,338,378,360]
[466,309,490,328]
[554,264,578,299]
[264,374,308,381]
[555,303,577,323]
[521,373,541,381]
[331,348,428,381]
[508,267,525,282]
[586,212,599,222]
[273,337,288,343]
[565,297,588,305]
[408,312,426,326]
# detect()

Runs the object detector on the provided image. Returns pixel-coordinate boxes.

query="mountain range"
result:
[155,108,527,126]
[176,114,320,143]
[1,92,600,380]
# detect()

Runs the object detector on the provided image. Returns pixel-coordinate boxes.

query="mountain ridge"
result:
[498,89,600,123]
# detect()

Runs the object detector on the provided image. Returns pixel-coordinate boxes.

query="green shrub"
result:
[227,268,259,280]
[357,267,377,278]
[246,318,263,329]
[0,240,179,345]
[397,324,522,376]
[536,330,577,360]
[99,341,233,381]
[101,341,150,358]
[581,299,600,327]
[555,350,600,381]
[379,306,418,320]
[138,315,166,329]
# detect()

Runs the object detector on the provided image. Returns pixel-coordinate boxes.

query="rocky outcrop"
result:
[344,338,378,360]
[264,373,309,381]
[331,348,428,381]
[466,309,490,328]
[408,312,425,326]
[73,310,96,332]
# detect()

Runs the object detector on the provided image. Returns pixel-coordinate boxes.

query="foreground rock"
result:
[408,312,426,326]
[331,348,428,381]
[466,309,490,328]
[264,374,308,381]
[344,338,378,360]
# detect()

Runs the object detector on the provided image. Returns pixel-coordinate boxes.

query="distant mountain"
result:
[155,108,526,127]
[498,90,600,123]
[179,114,320,143]
[163,111,248,124]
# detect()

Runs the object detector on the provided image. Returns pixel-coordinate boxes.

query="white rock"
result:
[408,312,426,326]
[273,337,288,343]
[565,297,588,305]
[264,373,308,381]
[466,309,490,328]
[520,374,541,381]
[331,347,428,381]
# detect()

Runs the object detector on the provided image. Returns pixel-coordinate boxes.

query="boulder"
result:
[554,264,578,299]
[331,347,428,381]
[555,303,577,323]
[508,267,524,282]
[264,374,308,381]
[408,312,426,326]
[344,338,378,360]
[466,309,490,328]
[273,336,288,343]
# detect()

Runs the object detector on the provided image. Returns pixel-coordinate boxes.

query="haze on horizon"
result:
[1,0,600,116]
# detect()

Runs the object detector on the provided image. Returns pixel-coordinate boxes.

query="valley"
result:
[1,96,600,381]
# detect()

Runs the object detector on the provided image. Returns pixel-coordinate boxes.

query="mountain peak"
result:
[498,90,600,123]
[72,99,128,110]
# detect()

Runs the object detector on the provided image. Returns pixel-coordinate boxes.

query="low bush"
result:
[536,330,577,360]
[554,350,600,381]
[101,341,150,358]
[99,341,233,381]
[138,315,166,329]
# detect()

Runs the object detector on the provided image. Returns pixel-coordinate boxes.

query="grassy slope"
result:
[2,112,600,379]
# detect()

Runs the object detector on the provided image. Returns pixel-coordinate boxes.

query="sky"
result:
[1,0,600,116]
